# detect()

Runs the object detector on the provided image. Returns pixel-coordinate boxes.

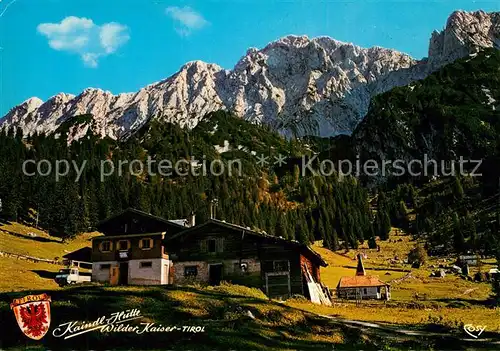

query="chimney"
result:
[187,211,196,228]
[356,254,366,276]
[210,198,219,219]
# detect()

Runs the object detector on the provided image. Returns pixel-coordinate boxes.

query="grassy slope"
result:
[313,243,407,288]
[0,257,61,291]
[0,222,98,260]
[0,284,396,351]
[315,228,493,303]
[0,223,99,292]
[2,284,499,351]
[301,228,499,332]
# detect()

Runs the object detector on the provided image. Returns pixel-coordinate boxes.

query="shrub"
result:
[289,294,308,302]
[408,244,428,266]
[210,282,268,300]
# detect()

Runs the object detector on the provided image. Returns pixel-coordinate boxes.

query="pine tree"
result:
[368,235,377,249]
[378,209,391,240]
[331,229,339,250]
[317,219,327,246]
[452,176,465,200]
[452,212,466,253]
[296,218,309,245]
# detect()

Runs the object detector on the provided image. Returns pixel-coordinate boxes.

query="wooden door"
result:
[209,264,223,285]
[110,266,119,286]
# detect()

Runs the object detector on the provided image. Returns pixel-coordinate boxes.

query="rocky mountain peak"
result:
[50,92,76,102]
[428,10,500,68]
[2,10,499,140]
[23,97,44,107]
[268,35,312,48]
[446,9,488,27]
[80,88,112,96]
[180,60,223,72]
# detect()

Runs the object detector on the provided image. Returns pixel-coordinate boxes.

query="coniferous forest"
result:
[0,111,375,251]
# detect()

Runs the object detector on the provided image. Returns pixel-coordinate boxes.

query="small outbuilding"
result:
[62,247,92,270]
[337,275,391,300]
[336,254,391,301]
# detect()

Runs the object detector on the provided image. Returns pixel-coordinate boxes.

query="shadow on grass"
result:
[30,270,58,280]
[434,297,497,307]
[0,285,378,350]
[1,285,498,350]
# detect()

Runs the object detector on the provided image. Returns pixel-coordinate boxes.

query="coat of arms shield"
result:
[10,293,51,340]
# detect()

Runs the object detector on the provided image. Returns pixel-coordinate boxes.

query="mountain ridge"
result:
[2,10,499,141]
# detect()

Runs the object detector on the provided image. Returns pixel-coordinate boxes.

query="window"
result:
[100,264,111,270]
[140,261,153,268]
[99,241,112,252]
[140,238,153,250]
[201,238,223,253]
[274,260,289,272]
[363,288,368,295]
[207,239,216,253]
[117,240,130,251]
[184,266,198,277]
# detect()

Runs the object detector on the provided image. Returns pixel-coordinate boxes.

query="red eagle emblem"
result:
[11,294,51,340]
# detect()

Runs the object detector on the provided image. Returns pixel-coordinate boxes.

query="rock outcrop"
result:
[428,10,500,70]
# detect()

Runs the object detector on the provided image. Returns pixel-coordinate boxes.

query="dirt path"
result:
[461,287,478,295]
[318,314,500,348]
[390,271,413,284]
[0,250,61,265]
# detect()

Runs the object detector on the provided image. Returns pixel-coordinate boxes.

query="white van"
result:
[55,268,91,286]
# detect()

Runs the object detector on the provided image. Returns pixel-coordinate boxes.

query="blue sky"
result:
[1,0,499,116]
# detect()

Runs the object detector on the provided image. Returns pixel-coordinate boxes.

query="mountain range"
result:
[1,10,500,141]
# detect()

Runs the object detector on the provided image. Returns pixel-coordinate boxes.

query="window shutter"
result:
[100,241,112,252]
[217,238,224,252]
[200,240,207,252]
[139,239,143,249]
[149,238,154,248]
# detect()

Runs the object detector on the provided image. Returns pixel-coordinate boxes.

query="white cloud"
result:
[82,53,99,68]
[165,6,208,36]
[100,23,129,54]
[37,16,130,67]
